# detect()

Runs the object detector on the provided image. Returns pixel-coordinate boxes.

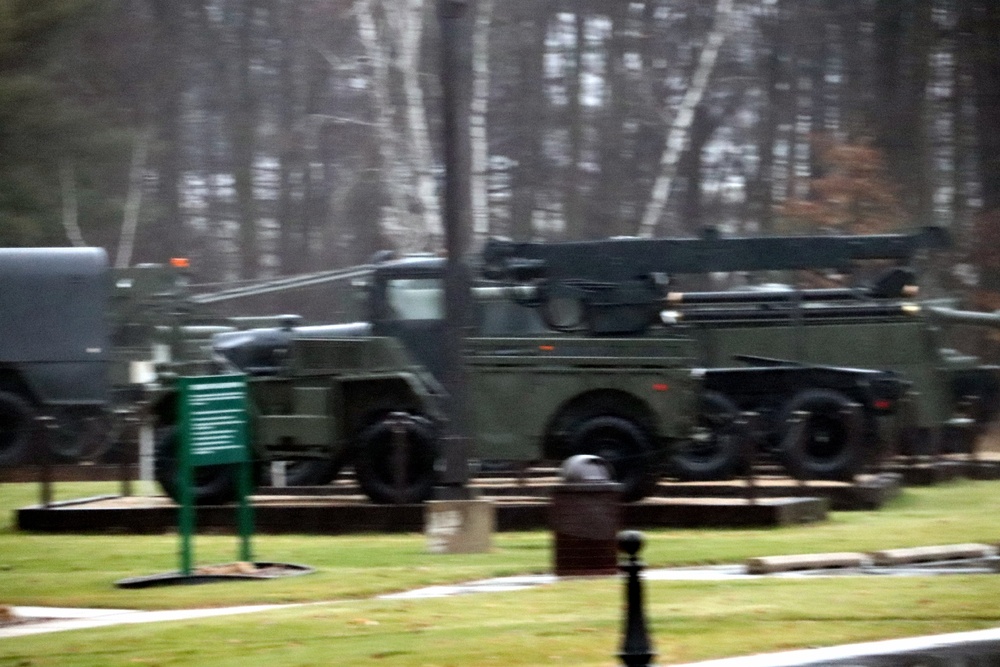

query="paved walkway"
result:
[1,603,300,639]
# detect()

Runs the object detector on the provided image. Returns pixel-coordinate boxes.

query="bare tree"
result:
[116,127,153,268]
[470,0,495,246]
[637,0,735,238]
[355,0,442,253]
[59,159,86,248]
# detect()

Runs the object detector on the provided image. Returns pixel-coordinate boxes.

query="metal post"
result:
[786,411,809,489]
[902,391,922,470]
[841,403,863,485]
[617,530,656,667]
[37,416,56,508]
[178,398,194,577]
[960,398,979,468]
[237,457,254,564]
[435,0,473,500]
[739,412,758,505]
[118,408,136,498]
[137,403,156,496]
[389,412,411,497]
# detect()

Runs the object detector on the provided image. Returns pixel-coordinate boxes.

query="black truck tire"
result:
[355,415,437,504]
[154,426,248,505]
[777,389,865,481]
[0,391,36,466]
[48,407,114,462]
[567,415,658,502]
[668,391,745,482]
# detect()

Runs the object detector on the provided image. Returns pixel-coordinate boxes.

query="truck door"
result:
[372,276,450,382]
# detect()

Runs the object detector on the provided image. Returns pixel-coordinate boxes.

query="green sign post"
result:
[177,374,253,575]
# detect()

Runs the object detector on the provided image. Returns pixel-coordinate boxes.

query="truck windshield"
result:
[386,278,444,320]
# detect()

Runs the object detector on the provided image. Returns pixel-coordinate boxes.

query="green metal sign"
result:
[178,375,249,466]
[177,374,253,575]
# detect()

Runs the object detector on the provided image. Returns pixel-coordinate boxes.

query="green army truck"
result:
[151,239,918,503]
[150,255,702,504]
[482,228,1000,480]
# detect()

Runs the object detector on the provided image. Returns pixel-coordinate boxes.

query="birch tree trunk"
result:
[356,0,413,250]
[398,0,443,245]
[637,0,734,238]
[59,159,86,248]
[233,0,259,279]
[469,0,494,246]
[116,126,153,268]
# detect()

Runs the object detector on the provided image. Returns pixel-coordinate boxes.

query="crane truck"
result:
[146,229,941,504]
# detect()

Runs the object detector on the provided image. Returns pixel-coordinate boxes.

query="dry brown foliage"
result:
[775,135,907,236]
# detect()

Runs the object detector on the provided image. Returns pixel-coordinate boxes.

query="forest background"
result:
[4,0,1000,322]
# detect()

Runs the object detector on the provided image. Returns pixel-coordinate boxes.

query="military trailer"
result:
[0,247,110,465]
[661,292,1000,469]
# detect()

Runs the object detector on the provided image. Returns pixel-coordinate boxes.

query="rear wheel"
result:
[0,391,36,466]
[777,389,865,481]
[567,415,658,502]
[355,415,437,504]
[48,407,117,463]
[668,391,745,481]
[154,426,250,505]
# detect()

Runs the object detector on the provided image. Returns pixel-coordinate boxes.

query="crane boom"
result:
[479,226,949,335]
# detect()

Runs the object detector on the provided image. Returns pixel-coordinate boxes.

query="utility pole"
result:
[435,0,473,500]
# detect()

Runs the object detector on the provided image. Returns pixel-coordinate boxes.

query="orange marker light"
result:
[539,345,555,351]
[170,257,190,268]
[652,383,669,392]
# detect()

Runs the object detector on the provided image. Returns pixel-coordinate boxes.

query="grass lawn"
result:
[1,479,1000,665]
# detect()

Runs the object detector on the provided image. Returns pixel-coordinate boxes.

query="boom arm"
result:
[480,226,949,335]
[482,226,948,281]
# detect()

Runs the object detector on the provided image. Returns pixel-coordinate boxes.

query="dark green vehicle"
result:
[482,228,1000,480]
[660,292,1000,478]
[150,255,702,504]
[153,229,933,502]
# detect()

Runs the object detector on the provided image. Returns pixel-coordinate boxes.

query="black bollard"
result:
[618,530,656,667]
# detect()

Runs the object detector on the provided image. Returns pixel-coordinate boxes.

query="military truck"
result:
[151,259,702,504]
[149,246,915,504]
[0,248,110,465]
[482,227,1000,480]
[109,259,252,389]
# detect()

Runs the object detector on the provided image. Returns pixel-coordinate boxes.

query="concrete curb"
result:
[744,543,999,574]
[746,552,868,574]
[868,543,995,565]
